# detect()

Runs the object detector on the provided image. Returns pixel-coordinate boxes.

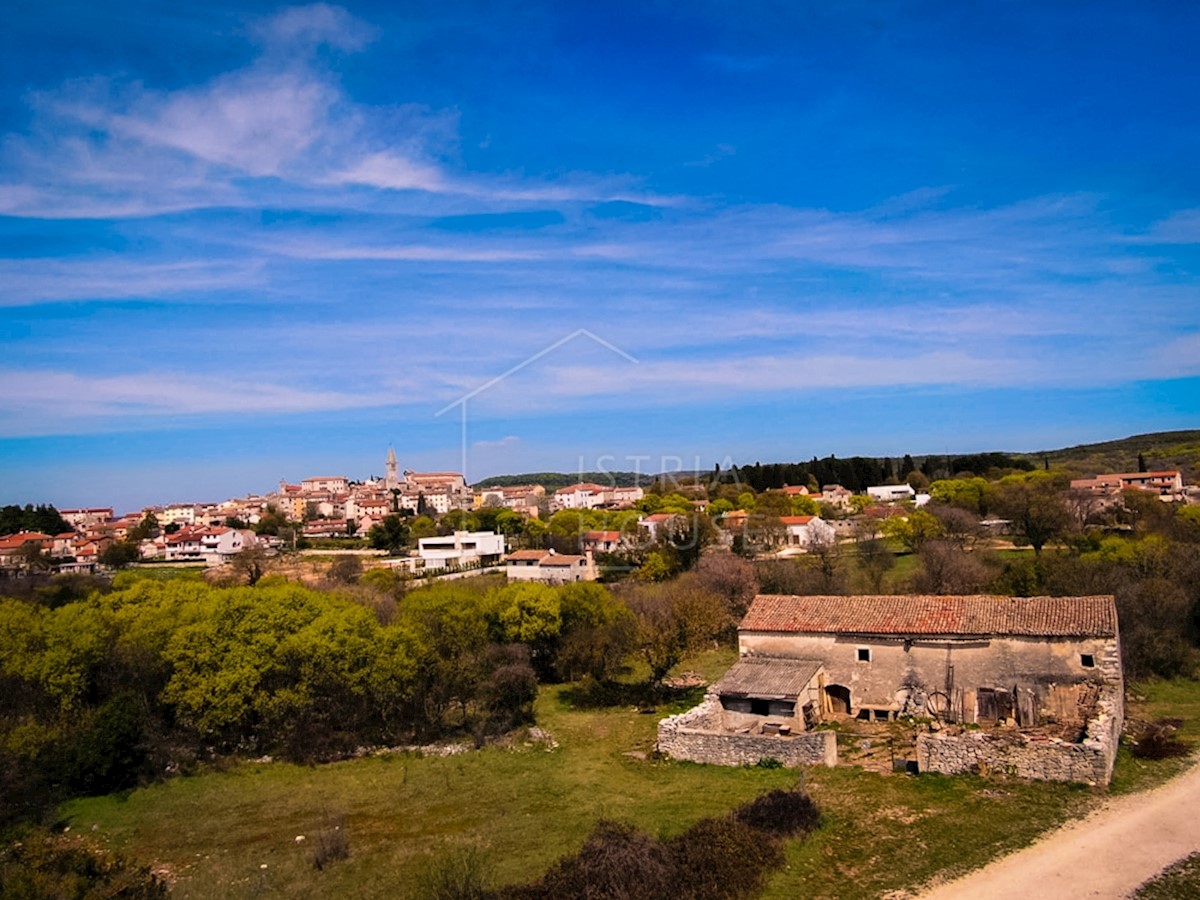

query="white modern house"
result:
[867,484,916,503]
[417,530,506,569]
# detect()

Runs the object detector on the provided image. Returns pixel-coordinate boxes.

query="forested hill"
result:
[471,431,1199,494]
[474,472,655,489]
[1023,430,1200,480]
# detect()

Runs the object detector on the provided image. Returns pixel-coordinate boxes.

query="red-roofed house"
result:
[505,548,597,583]
[778,515,835,550]
[581,530,623,554]
[659,593,1125,784]
[1070,470,1184,501]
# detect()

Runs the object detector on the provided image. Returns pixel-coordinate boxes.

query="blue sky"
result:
[2,1,1199,512]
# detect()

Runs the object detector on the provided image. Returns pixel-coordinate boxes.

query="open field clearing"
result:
[60,666,1197,899]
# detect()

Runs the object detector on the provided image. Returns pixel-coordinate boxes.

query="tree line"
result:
[0,562,745,826]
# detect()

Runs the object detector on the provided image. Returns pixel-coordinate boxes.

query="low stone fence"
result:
[916,682,1123,786]
[657,698,837,768]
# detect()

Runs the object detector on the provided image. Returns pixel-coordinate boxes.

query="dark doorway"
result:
[825,684,852,715]
[976,687,1014,723]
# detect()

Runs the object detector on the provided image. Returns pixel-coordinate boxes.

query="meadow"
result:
[61,652,1197,899]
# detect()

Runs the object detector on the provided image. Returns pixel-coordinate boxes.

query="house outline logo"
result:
[435,329,639,481]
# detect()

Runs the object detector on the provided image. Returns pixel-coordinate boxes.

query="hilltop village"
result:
[0,447,1192,583]
[3,439,1200,897]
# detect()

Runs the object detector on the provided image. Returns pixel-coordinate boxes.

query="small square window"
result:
[1080,654,1095,668]
[857,647,871,663]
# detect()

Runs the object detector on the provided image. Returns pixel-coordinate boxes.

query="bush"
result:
[733,789,821,836]
[309,814,350,871]
[668,816,783,900]
[59,692,151,796]
[415,845,492,899]
[0,826,167,898]
[1130,721,1192,760]
[535,820,675,900]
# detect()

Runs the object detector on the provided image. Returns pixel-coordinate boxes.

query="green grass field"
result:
[60,667,1199,899]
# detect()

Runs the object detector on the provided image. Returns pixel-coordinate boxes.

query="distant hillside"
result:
[473,471,655,490]
[1021,430,1200,480]
[470,431,1200,493]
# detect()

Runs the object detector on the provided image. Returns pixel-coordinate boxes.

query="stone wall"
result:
[657,697,837,768]
[916,681,1123,785]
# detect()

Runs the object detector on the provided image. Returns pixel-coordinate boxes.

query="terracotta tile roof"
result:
[506,549,551,561]
[779,516,815,525]
[741,594,1117,638]
[716,657,824,698]
[540,554,587,567]
[554,482,607,494]
[583,531,622,540]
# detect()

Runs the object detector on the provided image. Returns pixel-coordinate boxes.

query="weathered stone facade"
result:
[739,595,1122,733]
[657,694,837,768]
[916,680,1123,784]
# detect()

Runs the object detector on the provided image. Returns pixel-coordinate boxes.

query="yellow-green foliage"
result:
[928,477,993,514]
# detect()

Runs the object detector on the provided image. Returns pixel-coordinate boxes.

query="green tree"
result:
[254,507,290,536]
[622,578,728,687]
[410,515,438,541]
[881,509,943,554]
[790,494,819,516]
[368,515,410,553]
[98,541,140,570]
[127,512,160,543]
[995,474,1071,555]
[230,546,270,585]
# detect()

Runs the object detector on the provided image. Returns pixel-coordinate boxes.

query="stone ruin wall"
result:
[916,680,1123,785]
[656,694,838,769]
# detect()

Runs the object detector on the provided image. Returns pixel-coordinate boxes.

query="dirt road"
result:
[918,762,1200,899]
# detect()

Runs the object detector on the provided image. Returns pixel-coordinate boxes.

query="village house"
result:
[581,530,623,554]
[638,512,682,542]
[818,485,854,511]
[58,507,114,530]
[777,515,836,551]
[866,484,916,503]
[475,484,546,515]
[1070,470,1185,502]
[300,476,349,494]
[0,532,55,574]
[504,548,597,583]
[418,530,506,569]
[551,482,609,510]
[660,593,1124,784]
[551,482,645,511]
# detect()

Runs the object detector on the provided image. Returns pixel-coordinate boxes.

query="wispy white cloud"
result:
[1139,208,1200,244]
[0,258,266,305]
[0,368,397,436]
[249,3,378,53]
[0,4,671,219]
[267,239,545,262]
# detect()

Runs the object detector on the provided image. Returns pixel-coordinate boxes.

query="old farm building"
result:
[659,594,1124,784]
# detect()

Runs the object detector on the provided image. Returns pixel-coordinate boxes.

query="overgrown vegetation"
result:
[0,569,741,827]
[1132,852,1200,900]
[0,825,167,898]
[477,788,817,900]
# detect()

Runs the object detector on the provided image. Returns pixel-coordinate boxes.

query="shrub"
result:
[309,814,350,871]
[0,827,167,898]
[414,845,492,900]
[535,820,675,900]
[1130,721,1192,760]
[668,816,783,900]
[734,789,821,836]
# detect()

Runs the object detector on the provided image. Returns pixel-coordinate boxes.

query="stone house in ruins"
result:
[659,593,1124,784]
